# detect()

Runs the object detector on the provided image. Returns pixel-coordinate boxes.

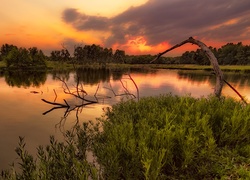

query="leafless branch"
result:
[151,36,224,97]
[223,79,248,105]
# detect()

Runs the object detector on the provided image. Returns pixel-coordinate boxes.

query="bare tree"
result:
[151,37,247,104]
[151,37,224,97]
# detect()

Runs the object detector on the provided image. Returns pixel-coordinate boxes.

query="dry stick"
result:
[94,83,100,97]
[41,98,69,107]
[105,82,132,97]
[57,76,97,104]
[53,89,57,102]
[76,76,82,98]
[42,106,66,115]
[128,74,140,101]
[223,79,248,105]
[120,79,136,98]
[151,37,224,97]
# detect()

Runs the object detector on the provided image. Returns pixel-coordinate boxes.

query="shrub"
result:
[1,124,98,180]
[93,94,250,179]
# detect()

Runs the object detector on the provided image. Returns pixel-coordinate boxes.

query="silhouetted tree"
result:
[113,49,125,63]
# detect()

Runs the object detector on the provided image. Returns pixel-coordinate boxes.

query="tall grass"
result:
[94,94,250,179]
[1,94,250,179]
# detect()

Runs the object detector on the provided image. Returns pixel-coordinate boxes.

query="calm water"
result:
[0,68,250,170]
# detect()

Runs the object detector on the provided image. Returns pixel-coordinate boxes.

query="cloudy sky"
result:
[1,0,250,56]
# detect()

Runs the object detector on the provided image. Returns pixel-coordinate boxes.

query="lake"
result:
[0,67,250,170]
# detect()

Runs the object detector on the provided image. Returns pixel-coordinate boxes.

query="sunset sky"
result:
[1,0,250,56]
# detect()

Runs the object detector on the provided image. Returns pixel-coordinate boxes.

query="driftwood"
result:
[151,37,224,97]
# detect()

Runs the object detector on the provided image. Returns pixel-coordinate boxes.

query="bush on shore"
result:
[1,94,250,179]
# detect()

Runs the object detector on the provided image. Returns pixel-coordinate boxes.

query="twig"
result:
[53,89,57,102]
[128,74,139,101]
[41,99,69,107]
[42,106,67,115]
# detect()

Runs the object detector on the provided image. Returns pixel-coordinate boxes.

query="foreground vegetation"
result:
[1,94,250,179]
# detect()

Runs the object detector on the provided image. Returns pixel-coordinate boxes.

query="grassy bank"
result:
[1,94,250,179]
[147,64,250,72]
[1,59,250,72]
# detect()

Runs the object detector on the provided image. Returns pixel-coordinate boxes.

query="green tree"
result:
[50,50,61,61]
[4,46,46,68]
[5,47,31,68]
[74,46,87,63]
[50,49,70,62]
[0,44,18,57]
[113,49,125,63]
[99,47,113,66]
[29,47,46,66]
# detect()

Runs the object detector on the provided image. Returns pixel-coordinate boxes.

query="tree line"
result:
[177,42,250,65]
[0,44,47,68]
[0,42,250,68]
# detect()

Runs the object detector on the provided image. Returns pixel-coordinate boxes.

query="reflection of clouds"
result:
[127,70,214,98]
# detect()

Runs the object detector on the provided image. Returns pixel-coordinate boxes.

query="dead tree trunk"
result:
[151,37,224,97]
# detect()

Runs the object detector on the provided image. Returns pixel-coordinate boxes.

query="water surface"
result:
[0,68,250,170]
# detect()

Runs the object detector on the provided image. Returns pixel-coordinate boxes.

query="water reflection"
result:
[2,70,46,87]
[0,68,250,170]
[176,70,250,101]
[178,70,250,86]
[76,68,111,85]
[42,70,140,130]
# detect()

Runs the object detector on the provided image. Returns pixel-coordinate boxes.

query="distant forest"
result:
[0,42,250,68]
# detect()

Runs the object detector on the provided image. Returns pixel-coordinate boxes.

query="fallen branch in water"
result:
[41,98,69,107]
[223,79,248,105]
[151,37,224,97]
[41,98,70,115]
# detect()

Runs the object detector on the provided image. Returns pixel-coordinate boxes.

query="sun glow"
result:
[114,36,173,55]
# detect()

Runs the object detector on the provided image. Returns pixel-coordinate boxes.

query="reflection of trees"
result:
[49,67,156,86]
[111,67,156,81]
[223,73,250,86]
[4,70,46,87]
[177,70,212,82]
[177,70,249,104]
[177,70,250,87]
[50,69,72,82]
[76,68,111,85]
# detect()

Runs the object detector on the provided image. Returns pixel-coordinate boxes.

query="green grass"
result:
[1,59,250,72]
[2,94,250,179]
[148,64,250,72]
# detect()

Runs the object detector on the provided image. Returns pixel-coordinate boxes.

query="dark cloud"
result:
[62,8,81,23]
[62,0,250,47]
[62,8,109,31]
[76,16,110,31]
